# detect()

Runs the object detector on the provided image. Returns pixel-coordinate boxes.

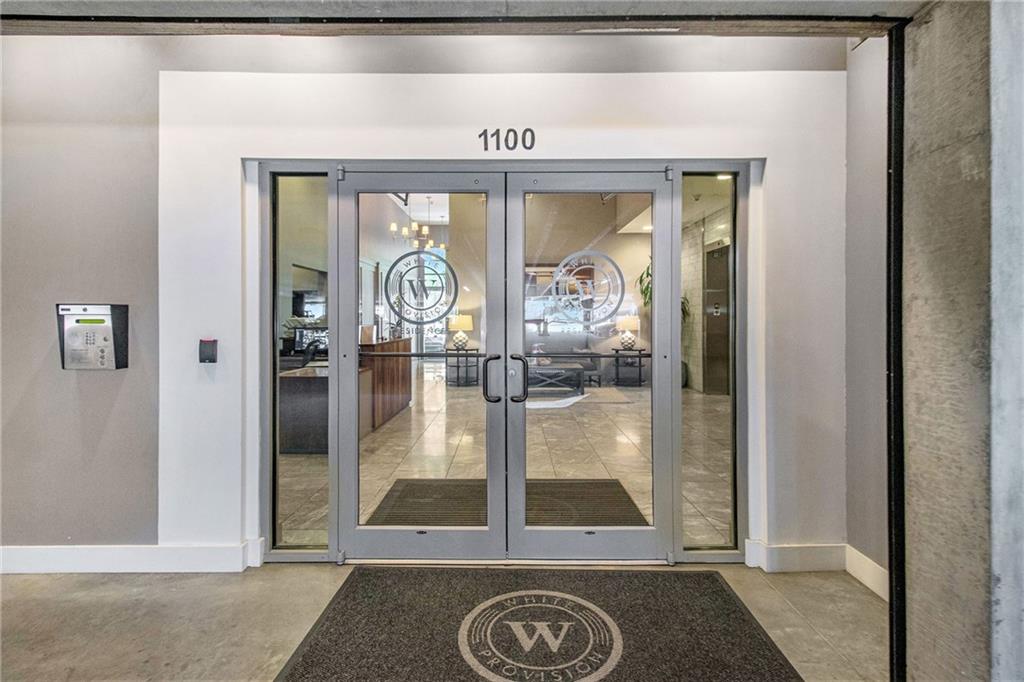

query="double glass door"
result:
[336,171,674,560]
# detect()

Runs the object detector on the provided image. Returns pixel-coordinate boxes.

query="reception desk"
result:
[278,363,329,454]
[277,338,411,454]
[358,337,412,428]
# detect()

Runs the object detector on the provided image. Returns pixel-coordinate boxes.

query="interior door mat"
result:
[277,567,801,682]
[365,479,649,527]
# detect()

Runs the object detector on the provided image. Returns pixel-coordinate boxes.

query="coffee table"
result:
[528,362,585,396]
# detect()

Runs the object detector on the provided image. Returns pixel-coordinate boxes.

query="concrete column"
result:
[903,2,992,679]
[990,1,1024,680]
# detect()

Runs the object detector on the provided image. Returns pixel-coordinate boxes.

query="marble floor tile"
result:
[275,365,737,548]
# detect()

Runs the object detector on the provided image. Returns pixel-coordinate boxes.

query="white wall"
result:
[158,70,847,567]
[845,37,889,575]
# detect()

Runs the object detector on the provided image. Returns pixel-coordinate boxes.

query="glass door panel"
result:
[521,192,654,525]
[271,173,331,550]
[506,173,674,560]
[680,173,738,550]
[338,173,506,560]
[355,192,489,527]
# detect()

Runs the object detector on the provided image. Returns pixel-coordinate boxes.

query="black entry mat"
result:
[366,479,649,527]
[278,567,802,682]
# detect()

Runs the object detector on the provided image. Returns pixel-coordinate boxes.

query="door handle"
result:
[481,354,502,403]
[509,354,529,403]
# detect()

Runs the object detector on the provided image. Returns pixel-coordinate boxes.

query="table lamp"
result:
[448,314,474,350]
[617,315,640,350]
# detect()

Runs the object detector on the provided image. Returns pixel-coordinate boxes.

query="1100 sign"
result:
[478,128,536,152]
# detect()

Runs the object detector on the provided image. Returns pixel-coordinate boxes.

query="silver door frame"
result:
[675,161,749,564]
[260,160,338,562]
[337,171,508,560]
[505,171,675,560]
[257,159,751,565]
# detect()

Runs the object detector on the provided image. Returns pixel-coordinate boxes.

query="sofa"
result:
[523,330,603,387]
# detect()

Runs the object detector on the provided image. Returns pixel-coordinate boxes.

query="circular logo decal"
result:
[384,250,459,325]
[458,590,622,682]
[546,250,625,326]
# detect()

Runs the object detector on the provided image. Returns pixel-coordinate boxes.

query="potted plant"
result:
[636,261,692,387]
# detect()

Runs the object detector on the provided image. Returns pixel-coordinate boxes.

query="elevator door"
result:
[703,244,731,396]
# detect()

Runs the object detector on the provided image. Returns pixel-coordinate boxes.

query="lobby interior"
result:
[2,29,896,681]
[275,177,738,550]
[2,0,1016,679]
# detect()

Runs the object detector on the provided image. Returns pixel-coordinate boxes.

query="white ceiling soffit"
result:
[1,1,921,36]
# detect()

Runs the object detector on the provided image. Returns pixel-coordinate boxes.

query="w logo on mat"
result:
[458,590,622,682]
[504,621,574,653]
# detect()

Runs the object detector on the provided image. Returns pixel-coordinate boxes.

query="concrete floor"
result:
[277,361,734,548]
[0,563,888,681]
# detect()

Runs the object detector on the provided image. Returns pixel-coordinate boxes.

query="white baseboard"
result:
[744,538,767,568]
[1,538,887,596]
[0,543,251,574]
[844,544,890,601]
[244,537,265,567]
[745,539,890,601]
[745,540,847,572]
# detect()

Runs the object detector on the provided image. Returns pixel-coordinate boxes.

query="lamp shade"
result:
[448,314,474,332]
[617,315,640,332]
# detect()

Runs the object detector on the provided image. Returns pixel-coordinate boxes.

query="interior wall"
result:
[844,36,889,570]
[1,33,846,551]
[903,2,992,678]
[357,193,413,333]
[276,176,328,340]
[157,68,847,560]
[446,193,489,348]
[1,39,162,545]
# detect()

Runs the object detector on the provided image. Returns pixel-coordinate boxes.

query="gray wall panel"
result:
[1,45,162,545]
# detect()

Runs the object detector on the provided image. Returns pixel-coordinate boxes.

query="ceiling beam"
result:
[0,16,901,37]
[0,0,917,36]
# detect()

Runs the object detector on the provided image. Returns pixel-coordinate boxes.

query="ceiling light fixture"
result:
[576,26,679,33]
[716,174,732,180]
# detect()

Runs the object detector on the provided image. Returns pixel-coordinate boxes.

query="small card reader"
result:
[199,339,218,363]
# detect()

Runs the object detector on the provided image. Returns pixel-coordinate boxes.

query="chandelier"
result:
[389,195,445,251]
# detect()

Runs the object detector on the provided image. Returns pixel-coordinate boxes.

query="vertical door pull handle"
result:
[509,354,529,403]
[482,354,502,403]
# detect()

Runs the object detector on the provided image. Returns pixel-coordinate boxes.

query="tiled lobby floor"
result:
[278,361,735,547]
[0,564,889,681]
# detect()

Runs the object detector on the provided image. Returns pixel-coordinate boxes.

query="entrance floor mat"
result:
[365,478,649,527]
[278,567,801,682]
